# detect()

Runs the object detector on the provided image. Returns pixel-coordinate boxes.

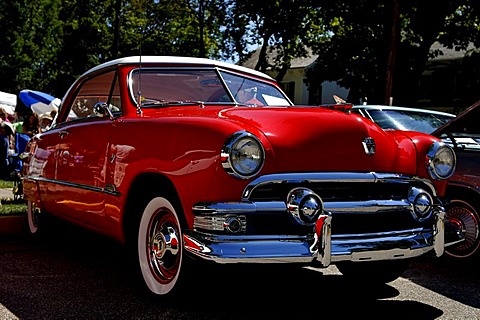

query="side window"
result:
[66,70,121,122]
[109,75,122,115]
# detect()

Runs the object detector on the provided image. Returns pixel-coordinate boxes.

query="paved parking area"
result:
[0,187,14,199]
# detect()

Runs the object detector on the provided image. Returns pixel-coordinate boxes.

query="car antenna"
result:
[136,15,144,115]
[136,54,143,115]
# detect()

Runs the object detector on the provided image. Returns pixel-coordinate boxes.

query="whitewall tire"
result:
[27,200,39,234]
[137,196,183,296]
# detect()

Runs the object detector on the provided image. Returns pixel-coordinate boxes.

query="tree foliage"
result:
[305,0,480,108]
[0,0,479,110]
[0,0,228,98]
[225,0,324,82]
[0,0,63,96]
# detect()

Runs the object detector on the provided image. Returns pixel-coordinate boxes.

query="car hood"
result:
[432,99,480,137]
[431,99,480,148]
[220,106,417,174]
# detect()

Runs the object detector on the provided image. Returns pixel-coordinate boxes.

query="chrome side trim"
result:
[24,176,121,197]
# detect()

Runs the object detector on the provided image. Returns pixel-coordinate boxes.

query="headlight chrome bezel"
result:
[221,131,265,179]
[426,141,456,180]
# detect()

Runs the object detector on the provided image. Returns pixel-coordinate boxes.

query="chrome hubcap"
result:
[147,210,180,284]
[447,201,480,257]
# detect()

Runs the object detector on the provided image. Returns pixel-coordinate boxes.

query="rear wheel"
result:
[27,200,42,234]
[137,196,183,296]
[445,198,480,259]
[336,260,409,285]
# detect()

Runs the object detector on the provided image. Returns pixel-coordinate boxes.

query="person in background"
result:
[50,109,58,122]
[50,109,58,127]
[11,111,26,166]
[12,112,24,134]
[22,112,39,137]
[38,113,53,133]
[0,108,13,178]
[236,87,263,105]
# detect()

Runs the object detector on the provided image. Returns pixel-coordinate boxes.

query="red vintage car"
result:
[432,100,480,259]
[22,56,457,297]
[352,103,480,259]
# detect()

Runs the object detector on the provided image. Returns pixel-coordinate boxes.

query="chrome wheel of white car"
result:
[138,197,183,296]
[445,199,480,259]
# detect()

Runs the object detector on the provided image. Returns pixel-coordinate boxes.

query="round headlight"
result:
[221,131,265,179]
[426,142,456,180]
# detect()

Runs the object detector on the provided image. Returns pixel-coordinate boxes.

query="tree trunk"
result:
[198,1,206,58]
[255,34,271,72]
[111,0,121,59]
[384,0,400,105]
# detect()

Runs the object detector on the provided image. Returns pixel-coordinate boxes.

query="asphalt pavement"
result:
[0,187,479,319]
[0,187,14,199]
[0,186,21,319]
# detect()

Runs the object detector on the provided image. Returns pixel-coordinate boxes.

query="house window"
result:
[280,82,295,102]
[308,85,322,105]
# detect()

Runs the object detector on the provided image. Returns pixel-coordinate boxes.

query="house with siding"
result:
[240,43,479,112]
[239,47,348,105]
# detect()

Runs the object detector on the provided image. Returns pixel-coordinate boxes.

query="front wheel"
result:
[336,260,409,285]
[137,197,184,296]
[445,199,480,259]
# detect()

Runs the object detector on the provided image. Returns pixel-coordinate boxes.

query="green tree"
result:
[52,0,116,96]
[116,0,227,59]
[1,0,229,99]
[0,0,63,98]
[305,1,480,107]
[226,0,324,83]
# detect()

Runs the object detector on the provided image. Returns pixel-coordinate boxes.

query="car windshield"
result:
[366,109,454,134]
[129,68,291,107]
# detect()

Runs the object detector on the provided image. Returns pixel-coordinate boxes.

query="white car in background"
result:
[351,105,455,134]
[353,103,480,260]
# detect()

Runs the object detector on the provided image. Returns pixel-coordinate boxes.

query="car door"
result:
[42,69,122,229]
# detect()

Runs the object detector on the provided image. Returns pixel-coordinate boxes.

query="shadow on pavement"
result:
[0,220,446,320]
[402,255,480,309]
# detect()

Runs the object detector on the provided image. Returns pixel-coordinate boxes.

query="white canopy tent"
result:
[0,91,17,115]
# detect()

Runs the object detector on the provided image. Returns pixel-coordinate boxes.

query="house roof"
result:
[429,42,476,61]
[239,47,318,69]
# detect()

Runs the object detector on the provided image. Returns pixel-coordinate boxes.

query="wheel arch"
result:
[122,172,186,246]
[446,183,480,206]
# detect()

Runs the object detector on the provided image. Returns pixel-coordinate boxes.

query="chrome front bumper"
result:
[184,208,446,267]
[184,172,447,267]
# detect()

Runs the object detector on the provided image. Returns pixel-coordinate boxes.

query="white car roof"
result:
[83,56,274,81]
